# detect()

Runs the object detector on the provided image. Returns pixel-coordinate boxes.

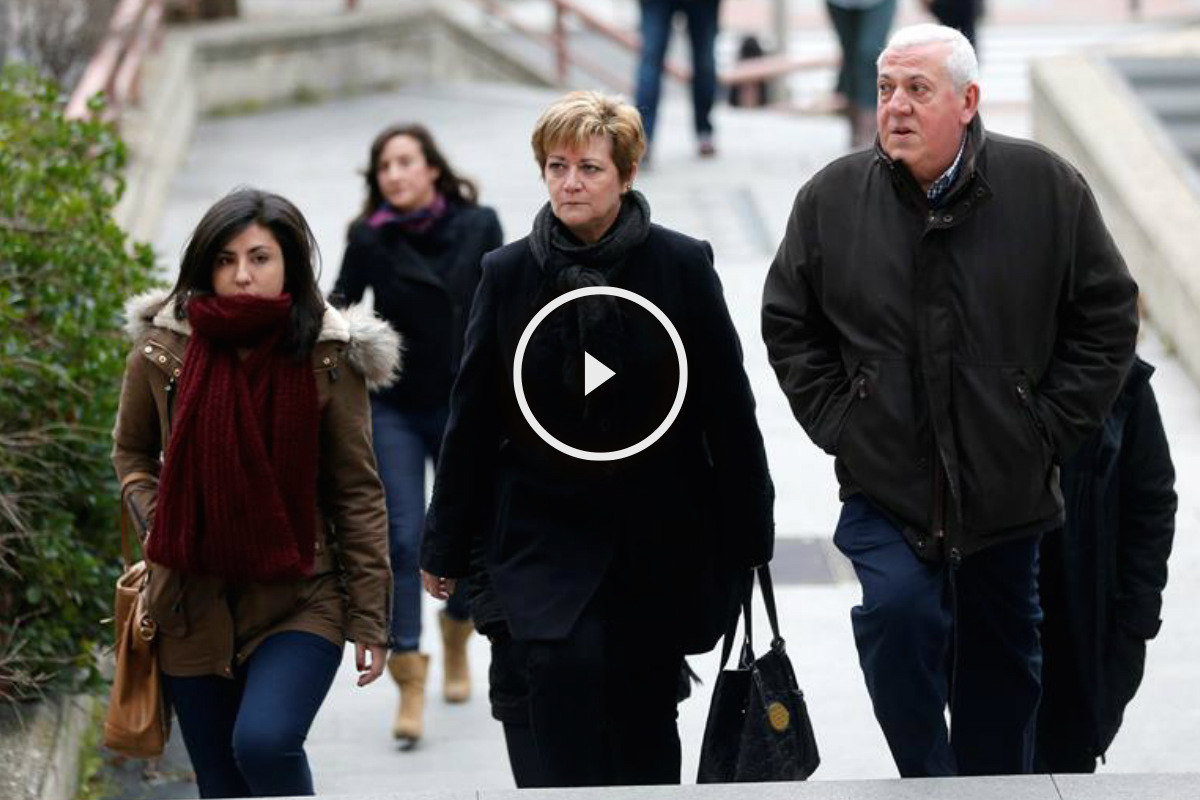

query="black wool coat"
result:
[421,224,774,654]
[762,116,1140,562]
[331,203,503,411]
[1038,356,1177,761]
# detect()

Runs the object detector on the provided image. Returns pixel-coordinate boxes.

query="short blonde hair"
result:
[531,91,646,184]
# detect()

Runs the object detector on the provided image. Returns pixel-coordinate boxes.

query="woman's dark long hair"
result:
[165,188,325,357]
[358,124,479,220]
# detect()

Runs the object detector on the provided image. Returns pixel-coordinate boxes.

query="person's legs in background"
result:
[826,3,863,147]
[419,404,475,703]
[635,0,679,154]
[371,399,431,744]
[834,494,957,777]
[851,0,896,146]
[950,534,1043,775]
[231,631,342,795]
[929,0,978,47]
[683,0,721,156]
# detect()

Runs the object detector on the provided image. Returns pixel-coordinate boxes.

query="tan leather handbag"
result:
[103,481,170,759]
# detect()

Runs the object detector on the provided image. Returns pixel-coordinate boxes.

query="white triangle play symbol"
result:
[583,352,615,396]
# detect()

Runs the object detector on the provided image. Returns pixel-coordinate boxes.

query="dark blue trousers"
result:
[834,495,1043,777]
[162,631,342,798]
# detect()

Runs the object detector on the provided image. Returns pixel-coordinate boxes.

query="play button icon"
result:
[513,286,688,462]
[583,352,615,396]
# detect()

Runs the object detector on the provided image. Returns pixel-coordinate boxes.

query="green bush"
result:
[0,65,157,701]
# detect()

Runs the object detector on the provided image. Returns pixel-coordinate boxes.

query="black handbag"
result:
[697,565,820,783]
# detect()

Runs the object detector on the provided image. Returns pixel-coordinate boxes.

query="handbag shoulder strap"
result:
[717,569,756,670]
[119,503,136,571]
[757,564,785,648]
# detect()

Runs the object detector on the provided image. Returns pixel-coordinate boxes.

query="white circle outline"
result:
[512,286,688,462]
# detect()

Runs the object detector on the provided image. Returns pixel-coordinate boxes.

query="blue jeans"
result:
[634,0,720,143]
[834,495,1043,777]
[371,400,469,652]
[162,631,342,798]
[826,0,897,111]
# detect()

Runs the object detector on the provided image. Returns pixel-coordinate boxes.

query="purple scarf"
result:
[368,193,448,234]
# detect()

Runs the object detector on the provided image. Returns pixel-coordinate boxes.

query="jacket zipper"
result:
[147,337,184,365]
[932,454,945,544]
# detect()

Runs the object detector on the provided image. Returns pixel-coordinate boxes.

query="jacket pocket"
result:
[951,365,1059,533]
[835,358,929,529]
[144,561,188,638]
[832,370,869,454]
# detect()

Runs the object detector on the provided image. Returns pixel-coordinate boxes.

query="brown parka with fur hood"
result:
[112,289,401,678]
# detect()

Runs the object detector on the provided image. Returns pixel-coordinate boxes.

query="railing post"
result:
[772,0,790,102]
[553,1,568,87]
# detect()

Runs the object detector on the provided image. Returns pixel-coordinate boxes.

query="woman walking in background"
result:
[112,189,397,798]
[331,124,503,748]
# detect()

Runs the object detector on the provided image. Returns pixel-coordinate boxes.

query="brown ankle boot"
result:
[387,651,429,747]
[439,610,473,703]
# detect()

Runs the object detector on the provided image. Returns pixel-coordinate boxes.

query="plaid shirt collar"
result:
[926,134,968,207]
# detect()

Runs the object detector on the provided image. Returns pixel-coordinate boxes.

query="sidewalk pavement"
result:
[150,8,1200,793]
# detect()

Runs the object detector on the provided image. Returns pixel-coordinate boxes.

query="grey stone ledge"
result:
[260,773,1200,800]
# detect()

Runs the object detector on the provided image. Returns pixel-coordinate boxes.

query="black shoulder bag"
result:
[697,564,820,783]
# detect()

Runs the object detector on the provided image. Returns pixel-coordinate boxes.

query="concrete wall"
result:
[113,3,550,243]
[1031,30,1200,387]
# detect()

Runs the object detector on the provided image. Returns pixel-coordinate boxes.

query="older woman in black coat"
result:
[420,91,774,787]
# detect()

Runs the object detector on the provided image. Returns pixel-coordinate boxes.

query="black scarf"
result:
[528,191,652,396]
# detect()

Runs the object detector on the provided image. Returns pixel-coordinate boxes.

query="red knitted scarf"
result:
[148,293,320,582]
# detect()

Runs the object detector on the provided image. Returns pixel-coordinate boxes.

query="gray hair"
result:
[877,24,979,93]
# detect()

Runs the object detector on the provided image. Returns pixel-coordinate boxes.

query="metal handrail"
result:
[463,0,690,92]
[66,0,164,120]
[456,0,835,103]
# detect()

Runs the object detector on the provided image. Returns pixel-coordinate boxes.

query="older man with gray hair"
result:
[762,24,1138,776]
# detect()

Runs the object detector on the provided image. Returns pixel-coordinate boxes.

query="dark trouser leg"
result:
[834,495,956,777]
[635,0,677,144]
[526,608,611,786]
[607,629,682,784]
[489,632,546,788]
[162,673,251,799]
[502,722,545,788]
[231,631,342,795]
[1035,531,1098,773]
[683,0,720,138]
[524,602,682,787]
[951,535,1043,775]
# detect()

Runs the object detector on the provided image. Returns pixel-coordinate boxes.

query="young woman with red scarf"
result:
[330,124,503,747]
[113,189,399,798]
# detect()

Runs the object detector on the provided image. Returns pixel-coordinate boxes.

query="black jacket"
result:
[762,117,1139,562]
[331,203,503,411]
[1037,356,1177,762]
[421,224,774,653]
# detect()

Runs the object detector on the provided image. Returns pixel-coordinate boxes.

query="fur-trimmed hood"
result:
[122,289,402,391]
